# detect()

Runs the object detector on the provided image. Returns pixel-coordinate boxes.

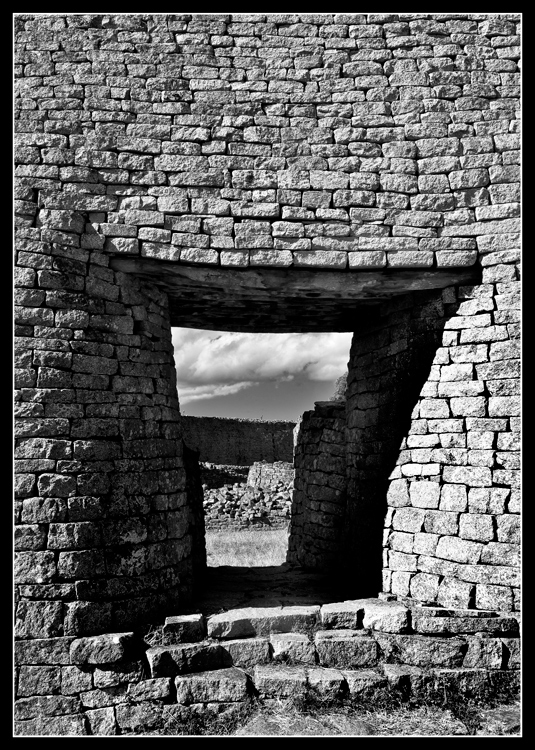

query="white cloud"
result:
[172,328,352,405]
[175,381,257,404]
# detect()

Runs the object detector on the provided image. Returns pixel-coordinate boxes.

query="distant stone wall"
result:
[247,461,295,490]
[203,481,291,530]
[200,464,250,489]
[181,416,295,465]
[199,460,293,530]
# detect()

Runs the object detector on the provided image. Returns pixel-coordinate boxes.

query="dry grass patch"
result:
[360,705,469,736]
[205,527,289,567]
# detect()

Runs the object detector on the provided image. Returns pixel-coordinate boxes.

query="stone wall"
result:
[247,460,295,490]
[202,461,293,530]
[15,258,193,637]
[200,464,250,488]
[13,12,521,736]
[14,11,521,711]
[15,12,518,286]
[287,401,347,569]
[181,417,295,465]
[381,278,520,612]
[343,289,455,597]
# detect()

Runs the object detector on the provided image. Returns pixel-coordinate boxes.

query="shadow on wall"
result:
[340,287,465,598]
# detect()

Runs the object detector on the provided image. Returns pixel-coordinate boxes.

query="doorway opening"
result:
[172,326,353,612]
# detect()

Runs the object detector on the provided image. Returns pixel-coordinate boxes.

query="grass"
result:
[205,527,289,567]
[228,687,520,737]
[158,686,520,737]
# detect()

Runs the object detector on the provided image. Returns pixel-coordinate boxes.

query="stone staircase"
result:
[142,598,520,717]
[18,597,518,735]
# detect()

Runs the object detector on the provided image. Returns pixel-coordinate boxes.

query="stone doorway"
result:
[109,257,478,619]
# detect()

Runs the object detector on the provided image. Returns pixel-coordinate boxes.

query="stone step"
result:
[206,605,321,640]
[160,600,519,646]
[146,628,520,680]
[168,663,521,707]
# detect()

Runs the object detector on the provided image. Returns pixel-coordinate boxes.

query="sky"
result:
[172,328,353,420]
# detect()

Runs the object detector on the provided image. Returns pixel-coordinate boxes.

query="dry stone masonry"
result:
[202,461,293,530]
[14,598,520,735]
[14,12,520,735]
[182,417,295,465]
[288,401,347,569]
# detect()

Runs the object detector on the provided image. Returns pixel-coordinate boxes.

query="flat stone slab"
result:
[207,606,320,640]
[321,601,363,630]
[163,614,205,644]
[412,614,519,635]
[410,606,500,618]
[360,599,410,633]
[321,599,410,633]
[175,667,250,705]
[146,643,230,678]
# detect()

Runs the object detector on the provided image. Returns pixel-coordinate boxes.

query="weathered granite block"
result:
[115,702,164,734]
[374,634,467,668]
[207,606,320,639]
[320,601,363,630]
[342,668,389,698]
[15,694,82,721]
[146,643,230,678]
[85,706,117,736]
[219,638,272,669]
[15,637,75,665]
[360,599,410,633]
[315,631,379,668]
[14,713,88,736]
[70,633,135,665]
[270,633,316,665]
[175,667,250,705]
[128,677,173,702]
[307,667,346,698]
[163,614,205,644]
[253,665,308,698]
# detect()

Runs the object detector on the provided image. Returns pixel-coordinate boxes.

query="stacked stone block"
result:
[202,476,292,531]
[15,13,519,275]
[382,272,520,611]
[287,401,347,569]
[14,241,194,637]
[246,460,295,490]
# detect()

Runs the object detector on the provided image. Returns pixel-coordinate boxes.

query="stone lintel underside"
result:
[111,259,479,332]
